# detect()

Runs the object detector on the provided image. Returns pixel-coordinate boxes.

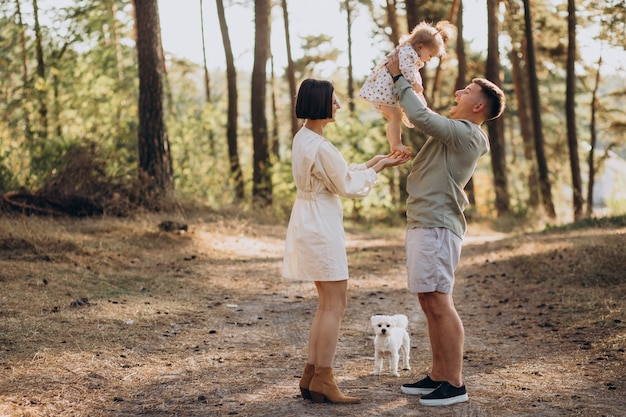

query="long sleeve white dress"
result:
[282,127,379,281]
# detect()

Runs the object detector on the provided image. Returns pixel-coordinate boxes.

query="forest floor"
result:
[0,210,624,417]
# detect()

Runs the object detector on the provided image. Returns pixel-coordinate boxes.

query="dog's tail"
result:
[394,314,409,329]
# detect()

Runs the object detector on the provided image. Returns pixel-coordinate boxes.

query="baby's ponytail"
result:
[435,21,455,44]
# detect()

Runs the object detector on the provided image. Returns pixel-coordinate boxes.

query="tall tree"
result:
[32,0,48,142]
[586,54,602,217]
[343,0,357,113]
[251,0,272,205]
[269,55,280,161]
[385,0,401,45]
[15,0,32,142]
[454,0,467,94]
[486,0,510,216]
[216,0,244,201]
[405,0,420,29]
[523,0,556,218]
[457,0,477,205]
[199,0,211,102]
[511,44,540,208]
[281,0,298,137]
[566,0,583,220]
[505,0,539,209]
[132,0,173,200]
[105,0,125,82]
[199,0,217,158]
[429,0,460,105]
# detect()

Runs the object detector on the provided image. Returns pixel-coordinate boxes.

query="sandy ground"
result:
[0,215,624,416]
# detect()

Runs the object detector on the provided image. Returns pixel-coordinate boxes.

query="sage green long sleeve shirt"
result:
[393,77,490,239]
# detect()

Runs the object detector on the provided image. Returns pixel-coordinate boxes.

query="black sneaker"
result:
[400,375,442,395]
[419,382,468,406]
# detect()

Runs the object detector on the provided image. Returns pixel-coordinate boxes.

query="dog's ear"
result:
[371,315,379,325]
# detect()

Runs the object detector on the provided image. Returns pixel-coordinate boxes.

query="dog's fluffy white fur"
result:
[370,314,411,377]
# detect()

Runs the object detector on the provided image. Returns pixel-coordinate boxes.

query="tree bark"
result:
[429,0,460,106]
[270,56,280,161]
[32,0,48,141]
[511,45,540,208]
[216,0,244,201]
[105,0,125,82]
[486,0,510,216]
[133,0,173,200]
[566,0,583,220]
[15,0,33,141]
[405,0,420,30]
[281,0,298,137]
[385,0,400,45]
[456,0,477,206]
[586,55,602,217]
[199,0,211,103]
[523,0,556,218]
[251,0,272,205]
[344,0,356,113]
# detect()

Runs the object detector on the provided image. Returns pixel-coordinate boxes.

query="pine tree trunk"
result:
[281,0,298,137]
[133,0,173,203]
[586,56,602,217]
[486,0,510,216]
[251,0,272,205]
[216,0,244,201]
[510,46,540,209]
[16,0,33,141]
[199,0,211,103]
[566,0,583,220]
[429,0,461,106]
[344,0,356,113]
[385,0,400,45]
[405,0,420,30]
[523,0,556,218]
[456,0,477,206]
[270,56,280,162]
[32,0,48,142]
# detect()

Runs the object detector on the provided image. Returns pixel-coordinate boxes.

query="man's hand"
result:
[386,51,401,78]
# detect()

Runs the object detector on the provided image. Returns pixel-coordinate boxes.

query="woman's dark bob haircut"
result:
[295,79,334,120]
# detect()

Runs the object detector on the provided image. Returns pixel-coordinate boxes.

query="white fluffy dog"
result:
[370,314,411,377]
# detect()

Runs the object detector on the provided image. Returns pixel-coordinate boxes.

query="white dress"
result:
[282,127,379,281]
[357,44,424,127]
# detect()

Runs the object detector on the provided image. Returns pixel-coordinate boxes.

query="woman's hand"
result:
[367,154,387,166]
[368,153,411,173]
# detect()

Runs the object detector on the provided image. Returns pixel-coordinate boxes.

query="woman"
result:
[282,79,409,404]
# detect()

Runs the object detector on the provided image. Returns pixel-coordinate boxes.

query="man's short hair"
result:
[473,78,506,121]
[295,79,334,120]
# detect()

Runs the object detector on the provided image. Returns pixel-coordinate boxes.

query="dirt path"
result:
[0,216,624,416]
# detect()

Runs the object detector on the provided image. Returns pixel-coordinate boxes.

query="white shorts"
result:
[406,227,462,294]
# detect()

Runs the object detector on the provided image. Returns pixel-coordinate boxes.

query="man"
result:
[386,56,505,406]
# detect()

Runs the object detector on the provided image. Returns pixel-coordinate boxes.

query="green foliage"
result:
[0,0,624,223]
[0,151,19,193]
[544,213,626,231]
[327,111,404,218]
[0,0,140,191]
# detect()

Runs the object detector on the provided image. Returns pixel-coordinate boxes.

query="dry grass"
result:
[0,212,624,417]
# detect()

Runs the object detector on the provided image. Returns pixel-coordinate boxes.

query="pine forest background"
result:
[0,0,624,226]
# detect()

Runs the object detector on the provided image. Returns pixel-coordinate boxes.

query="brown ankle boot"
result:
[299,363,315,400]
[308,367,361,404]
